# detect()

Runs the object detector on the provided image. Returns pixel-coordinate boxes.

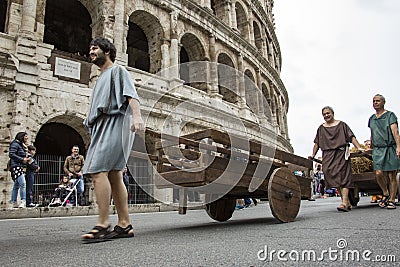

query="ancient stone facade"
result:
[0,0,291,205]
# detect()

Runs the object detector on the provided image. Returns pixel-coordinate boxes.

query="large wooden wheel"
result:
[268,167,301,222]
[206,198,236,222]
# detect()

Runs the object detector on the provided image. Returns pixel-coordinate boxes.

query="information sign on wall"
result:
[54,57,81,80]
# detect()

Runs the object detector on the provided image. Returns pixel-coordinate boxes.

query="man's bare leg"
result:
[387,171,398,203]
[109,170,132,231]
[375,170,389,196]
[340,187,350,207]
[81,172,111,238]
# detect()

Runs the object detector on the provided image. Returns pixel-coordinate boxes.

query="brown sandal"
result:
[387,202,396,210]
[104,224,134,240]
[378,195,389,208]
[81,225,112,244]
[337,204,350,212]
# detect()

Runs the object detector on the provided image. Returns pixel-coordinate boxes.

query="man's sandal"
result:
[337,204,350,212]
[104,224,134,240]
[81,225,112,244]
[378,195,389,208]
[387,201,396,209]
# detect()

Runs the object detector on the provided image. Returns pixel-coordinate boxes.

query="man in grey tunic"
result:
[81,37,144,243]
[368,94,400,209]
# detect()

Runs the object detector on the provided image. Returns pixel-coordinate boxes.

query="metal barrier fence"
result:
[34,155,154,205]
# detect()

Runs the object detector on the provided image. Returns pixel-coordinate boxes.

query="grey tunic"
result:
[83,65,139,175]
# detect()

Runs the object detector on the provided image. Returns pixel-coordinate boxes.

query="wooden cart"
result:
[153,129,313,223]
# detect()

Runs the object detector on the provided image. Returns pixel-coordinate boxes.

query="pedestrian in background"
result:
[26,145,40,207]
[8,132,29,208]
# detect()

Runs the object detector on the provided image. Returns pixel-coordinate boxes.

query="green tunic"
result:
[368,111,400,171]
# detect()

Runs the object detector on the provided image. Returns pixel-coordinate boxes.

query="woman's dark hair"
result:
[90,37,116,62]
[15,132,27,143]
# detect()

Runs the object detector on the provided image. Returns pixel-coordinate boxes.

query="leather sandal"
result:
[81,225,112,244]
[378,195,389,208]
[387,201,396,209]
[337,204,350,212]
[104,224,134,240]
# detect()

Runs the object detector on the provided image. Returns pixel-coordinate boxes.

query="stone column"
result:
[208,34,219,96]
[169,11,180,80]
[230,0,237,30]
[161,39,170,78]
[256,69,265,116]
[268,42,275,67]
[248,13,255,46]
[114,0,127,64]
[224,0,232,27]
[237,53,246,108]
[20,0,37,33]
[202,0,212,10]
[261,38,267,58]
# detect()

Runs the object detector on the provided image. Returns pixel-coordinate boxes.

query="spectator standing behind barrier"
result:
[310,106,364,212]
[368,94,400,210]
[123,167,130,193]
[80,37,144,243]
[314,165,327,198]
[8,132,29,208]
[26,145,40,207]
[63,145,85,205]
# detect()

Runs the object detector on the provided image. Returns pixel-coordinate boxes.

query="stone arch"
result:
[34,115,89,156]
[127,10,164,74]
[179,32,207,92]
[253,21,263,51]
[211,0,228,24]
[244,69,258,113]
[43,0,92,56]
[235,2,249,40]
[217,52,238,104]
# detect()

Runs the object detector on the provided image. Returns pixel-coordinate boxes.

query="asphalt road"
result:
[0,197,398,266]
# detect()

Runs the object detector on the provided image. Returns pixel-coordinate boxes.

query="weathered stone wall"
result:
[0,0,290,206]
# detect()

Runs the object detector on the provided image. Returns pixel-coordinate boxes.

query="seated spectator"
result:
[50,176,73,206]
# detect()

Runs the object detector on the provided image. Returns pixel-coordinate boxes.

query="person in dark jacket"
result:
[26,145,40,207]
[9,132,29,208]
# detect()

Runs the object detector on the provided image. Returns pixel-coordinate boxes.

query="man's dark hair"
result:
[90,37,116,62]
[27,145,36,151]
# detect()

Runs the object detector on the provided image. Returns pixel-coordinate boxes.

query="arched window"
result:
[127,21,150,72]
[179,33,207,92]
[127,11,163,74]
[0,0,10,33]
[44,0,92,56]
[217,53,238,104]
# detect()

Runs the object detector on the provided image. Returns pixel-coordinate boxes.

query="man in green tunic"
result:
[368,94,400,209]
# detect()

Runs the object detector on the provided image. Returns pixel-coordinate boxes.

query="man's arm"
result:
[390,123,400,158]
[128,97,145,134]
[63,157,71,175]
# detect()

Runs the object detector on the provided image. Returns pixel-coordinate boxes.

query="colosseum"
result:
[0,0,292,206]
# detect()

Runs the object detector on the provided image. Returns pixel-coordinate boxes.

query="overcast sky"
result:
[273,0,400,158]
